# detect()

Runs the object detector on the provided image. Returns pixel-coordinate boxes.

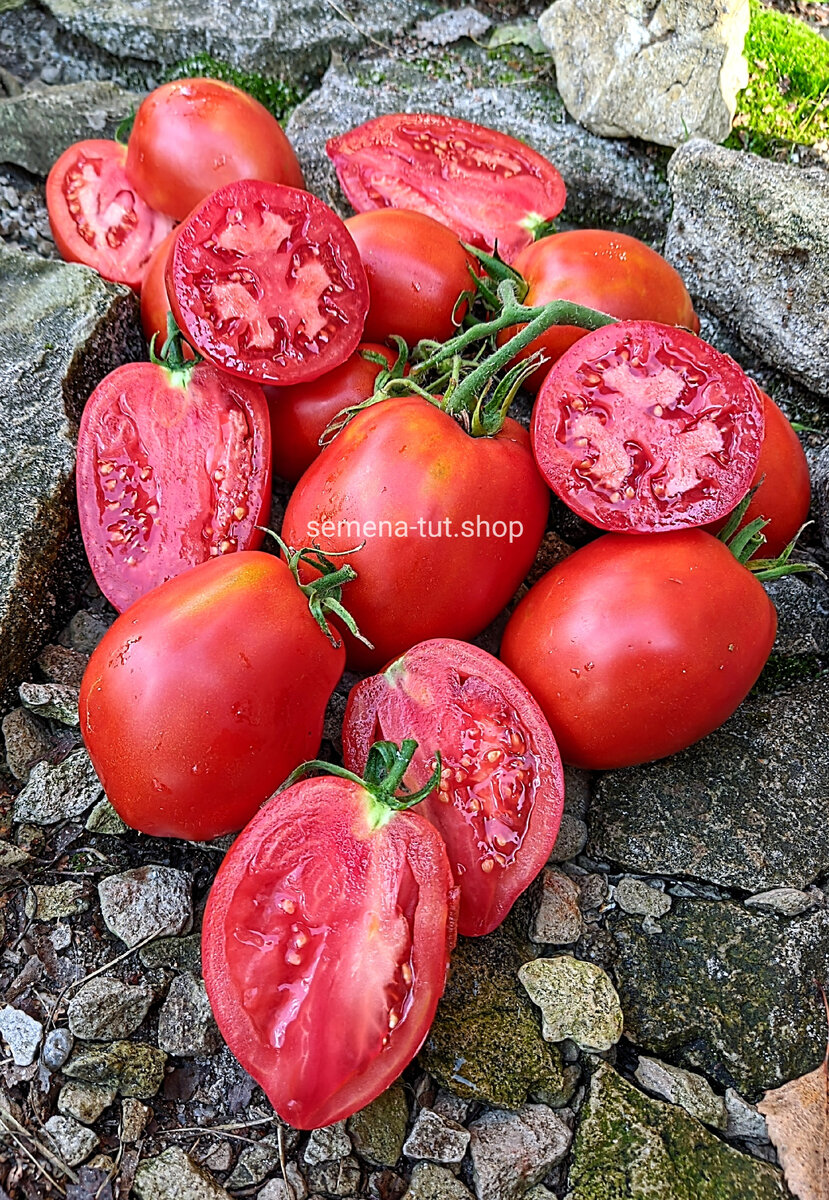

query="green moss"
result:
[753,654,829,695]
[166,54,306,121]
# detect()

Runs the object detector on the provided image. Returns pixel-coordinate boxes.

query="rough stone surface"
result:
[305,1121,352,1165]
[306,1154,361,1196]
[85,796,128,835]
[403,1110,470,1164]
[26,880,88,919]
[37,641,87,687]
[19,678,78,724]
[98,865,193,947]
[0,1003,42,1064]
[120,1098,150,1142]
[2,705,52,779]
[349,1084,409,1167]
[725,1089,769,1142]
[764,574,829,659]
[224,1136,284,1189]
[531,867,584,944]
[518,956,623,1052]
[157,972,219,1057]
[608,900,829,1098]
[666,139,829,395]
[405,1163,473,1199]
[468,1104,571,1200]
[57,1080,116,1124]
[547,812,588,863]
[133,1147,231,1200]
[67,975,153,1041]
[0,80,141,174]
[634,1056,727,1129]
[43,1114,99,1166]
[615,876,673,919]
[567,1064,786,1199]
[63,1040,167,1099]
[539,0,749,146]
[589,678,829,891]
[13,748,102,824]
[0,244,140,702]
[744,887,819,917]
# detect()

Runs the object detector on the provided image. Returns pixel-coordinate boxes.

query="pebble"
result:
[0,839,29,868]
[306,1154,361,1196]
[634,1056,727,1129]
[157,972,219,1057]
[468,1105,571,1200]
[58,1081,116,1124]
[133,1147,231,1199]
[37,643,87,688]
[0,1004,42,1065]
[19,680,79,725]
[199,1142,234,1173]
[518,956,623,1052]
[725,1088,770,1142]
[225,1136,290,1189]
[257,1165,308,1199]
[63,1040,167,1099]
[2,706,52,780]
[85,797,128,835]
[547,813,588,863]
[349,1083,409,1167]
[531,867,584,944]
[13,749,102,824]
[42,1027,74,1071]
[121,1098,151,1143]
[615,876,672,919]
[67,975,153,1041]
[403,1109,470,1164]
[744,887,818,917]
[25,881,88,920]
[98,865,193,947]
[404,1162,473,1198]
[304,1121,352,1165]
[67,610,112,656]
[43,1114,99,1166]
[431,1091,469,1124]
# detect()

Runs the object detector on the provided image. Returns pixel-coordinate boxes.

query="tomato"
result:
[344,210,473,346]
[79,552,348,840]
[46,139,173,290]
[709,390,810,558]
[281,395,549,672]
[327,112,566,262]
[500,529,777,769]
[266,343,395,483]
[343,639,565,937]
[139,227,197,358]
[125,78,304,222]
[202,750,457,1128]
[167,179,370,385]
[499,230,700,393]
[531,321,765,534]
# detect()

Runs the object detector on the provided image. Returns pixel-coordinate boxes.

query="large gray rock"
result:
[608,900,829,1099]
[0,81,141,175]
[666,140,829,396]
[589,677,829,891]
[286,44,671,244]
[539,0,749,147]
[0,245,141,703]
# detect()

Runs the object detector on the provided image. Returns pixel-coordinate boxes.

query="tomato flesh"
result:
[202,775,456,1128]
[168,179,370,385]
[343,640,564,937]
[46,139,173,291]
[327,113,566,263]
[532,321,765,533]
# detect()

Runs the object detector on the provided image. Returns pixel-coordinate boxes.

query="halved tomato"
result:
[343,640,565,937]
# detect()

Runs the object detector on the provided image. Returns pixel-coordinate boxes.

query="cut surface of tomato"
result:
[343,640,564,937]
[47,139,173,291]
[168,179,369,384]
[532,321,765,533]
[327,113,566,262]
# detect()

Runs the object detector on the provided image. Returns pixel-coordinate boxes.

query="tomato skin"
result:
[500,530,777,770]
[708,391,810,558]
[46,139,173,291]
[344,210,473,346]
[126,78,304,222]
[139,227,197,360]
[500,231,700,392]
[281,396,549,672]
[76,359,271,613]
[266,343,395,483]
[202,774,456,1128]
[79,553,344,840]
[343,639,565,937]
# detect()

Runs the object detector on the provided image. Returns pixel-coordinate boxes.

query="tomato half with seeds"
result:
[202,755,456,1128]
[167,179,370,385]
[343,640,565,937]
[327,112,566,262]
[76,348,271,613]
[532,321,765,533]
[500,529,778,769]
[47,139,173,290]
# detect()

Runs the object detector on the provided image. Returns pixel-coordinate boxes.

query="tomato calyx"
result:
[718,486,822,581]
[264,531,373,650]
[280,739,442,830]
[148,313,203,387]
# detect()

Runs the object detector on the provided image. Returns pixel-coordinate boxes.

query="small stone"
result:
[577,873,609,914]
[469,1105,571,1200]
[615,877,672,919]
[157,972,219,1057]
[26,881,88,920]
[68,610,111,656]
[120,1098,151,1143]
[2,706,52,780]
[518,956,623,1052]
[367,1170,406,1200]
[547,813,588,863]
[306,1154,361,1197]
[403,1110,470,1164]
[58,1081,116,1124]
[98,865,193,948]
[51,924,72,951]
[0,1004,42,1065]
[256,1164,307,1199]
[744,888,817,918]
[413,7,491,45]
[139,932,202,972]
[44,1114,99,1167]
[225,1136,285,1189]
[405,1163,473,1199]
[531,868,584,944]
[37,643,87,688]
[133,1147,231,1199]
[634,1056,727,1129]
[0,839,28,868]
[349,1083,408,1166]
[431,1092,469,1124]
[42,1027,74,1071]
[13,749,102,824]
[85,797,128,835]
[67,975,153,1041]
[305,1121,352,1165]
[63,1041,167,1099]
[19,680,79,725]
[725,1089,769,1142]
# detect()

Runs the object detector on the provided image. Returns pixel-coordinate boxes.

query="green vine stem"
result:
[149,313,202,386]
[717,487,824,581]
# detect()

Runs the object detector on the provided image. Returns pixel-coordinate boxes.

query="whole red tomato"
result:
[79,552,347,840]
[126,78,304,221]
[344,210,474,347]
[500,530,777,769]
[282,396,549,672]
[499,230,699,392]
[139,228,198,358]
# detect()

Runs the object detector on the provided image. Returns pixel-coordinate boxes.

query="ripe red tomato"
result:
[327,112,566,262]
[500,230,700,392]
[281,395,549,672]
[266,343,395,483]
[532,321,765,533]
[500,529,777,769]
[343,639,565,937]
[79,552,346,840]
[167,179,370,385]
[139,228,195,360]
[344,210,474,346]
[709,390,810,558]
[125,78,304,222]
[46,139,173,290]
[202,765,456,1128]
